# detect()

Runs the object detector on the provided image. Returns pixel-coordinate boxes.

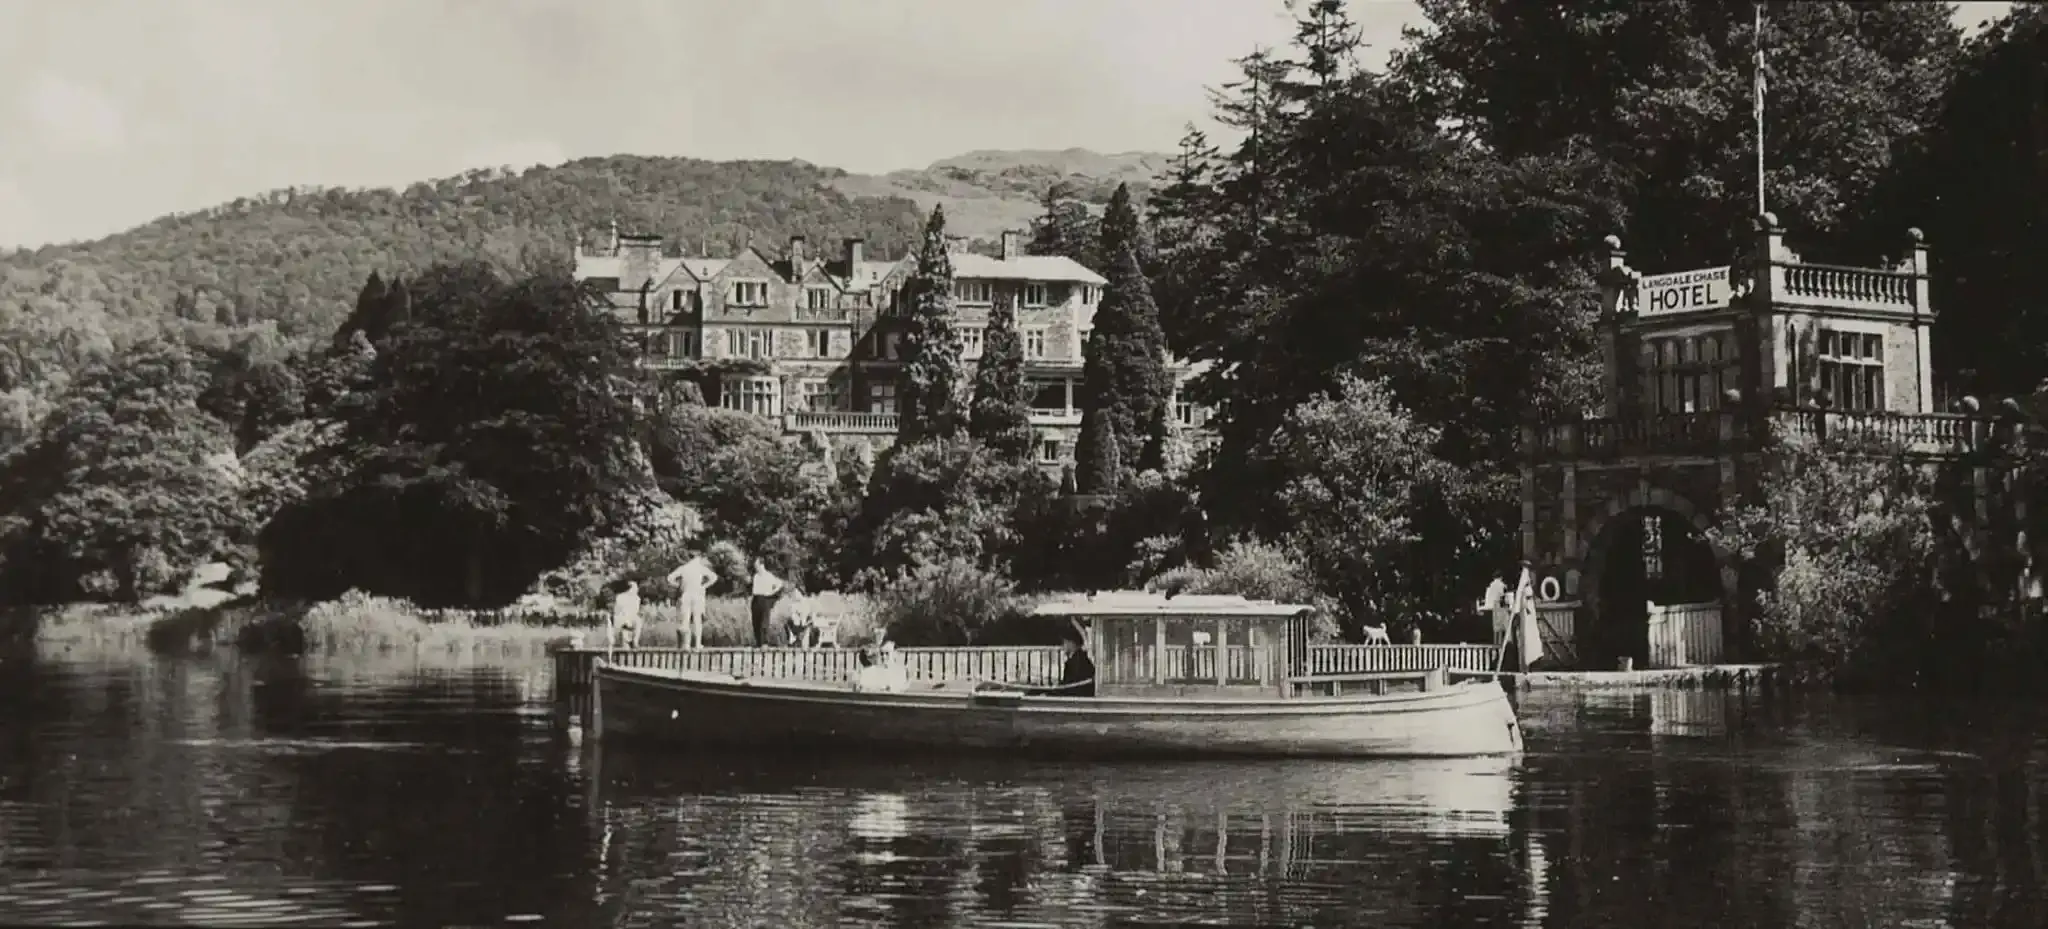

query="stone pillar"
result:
[1596,235,1635,419]
[1562,465,1579,567]
[1521,463,1538,563]
[1906,228,1935,414]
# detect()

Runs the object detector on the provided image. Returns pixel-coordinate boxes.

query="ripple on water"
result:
[0,872,391,927]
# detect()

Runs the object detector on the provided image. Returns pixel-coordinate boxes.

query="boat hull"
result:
[592,665,1524,759]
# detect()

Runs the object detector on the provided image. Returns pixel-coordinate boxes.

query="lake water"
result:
[3,645,2046,929]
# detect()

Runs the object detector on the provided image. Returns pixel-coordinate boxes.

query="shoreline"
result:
[7,603,1810,696]
[12,591,883,659]
[1502,664,1791,691]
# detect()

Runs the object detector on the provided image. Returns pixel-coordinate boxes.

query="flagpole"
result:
[1754,2,1767,216]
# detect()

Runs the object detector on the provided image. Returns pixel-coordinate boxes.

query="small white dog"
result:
[851,640,909,692]
[1360,622,1392,646]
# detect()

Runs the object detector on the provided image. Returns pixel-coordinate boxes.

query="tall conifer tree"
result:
[969,300,1033,459]
[899,206,964,443]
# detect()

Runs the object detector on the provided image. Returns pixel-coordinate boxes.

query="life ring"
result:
[1539,576,1561,603]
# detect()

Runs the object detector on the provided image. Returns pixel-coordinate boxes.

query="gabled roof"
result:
[952,253,1107,285]
[721,245,780,277]
[681,257,729,281]
[824,258,905,291]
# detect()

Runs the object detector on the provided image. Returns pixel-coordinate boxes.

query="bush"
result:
[529,499,704,607]
[1145,539,1343,641]
[1710,431,1952,679]
[871,558,1028,647]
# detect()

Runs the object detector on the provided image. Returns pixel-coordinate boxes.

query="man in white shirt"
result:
[749,558,785,648]
[665,552,719,649]
[1483,575,1511,649]
[609,579,642,651]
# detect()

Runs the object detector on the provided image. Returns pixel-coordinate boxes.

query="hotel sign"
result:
[1637,266,1732,317]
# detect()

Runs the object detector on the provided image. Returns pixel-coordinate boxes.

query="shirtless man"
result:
[666,551,719,649]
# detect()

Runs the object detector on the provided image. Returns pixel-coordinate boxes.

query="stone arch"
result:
[1576,485,1741,667]
[1579,486,1737,585]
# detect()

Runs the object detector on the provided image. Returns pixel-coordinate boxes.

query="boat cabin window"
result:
[1094,613,1289,697]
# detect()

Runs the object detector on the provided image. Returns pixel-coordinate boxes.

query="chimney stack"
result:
[844,237,865,272]
[1000,229,1020,261]
[788,235,807,271]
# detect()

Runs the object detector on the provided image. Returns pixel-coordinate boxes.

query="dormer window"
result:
[731,281,768,307]
[807,287,834,310]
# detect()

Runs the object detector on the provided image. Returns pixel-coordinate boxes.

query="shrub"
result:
[529,499,703,607]
[871,558,1027,647]
[1145,539,1343,641]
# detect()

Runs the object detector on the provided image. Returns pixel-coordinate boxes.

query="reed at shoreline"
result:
[19,590,880,660]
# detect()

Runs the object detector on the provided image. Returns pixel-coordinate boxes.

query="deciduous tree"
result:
[261,263,647,607]
[0,339,242,603]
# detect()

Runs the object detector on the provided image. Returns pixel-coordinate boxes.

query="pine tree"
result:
[1027,181,1100,266]
[898,206,964,443]
[1081,244,1172,476]
[384,275,412,329]
[1149,126,1224,356]
[1074,403,1120,495]
[335,272,388,352]
[969,299,1033,459]
[1097,183,1150,276]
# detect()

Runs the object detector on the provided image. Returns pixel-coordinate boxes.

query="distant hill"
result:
[0,148,1168,357]
[833,148,1171,244]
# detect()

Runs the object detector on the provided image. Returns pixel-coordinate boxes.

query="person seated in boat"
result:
[850,641,909,693]
[1023,626,1096,698]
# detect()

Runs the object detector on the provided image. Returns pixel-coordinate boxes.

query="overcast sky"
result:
[0,0,2017,250]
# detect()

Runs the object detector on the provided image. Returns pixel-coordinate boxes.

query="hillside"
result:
[832,148,1170,243]
[0,156,933,348]
[0,147,1167,352]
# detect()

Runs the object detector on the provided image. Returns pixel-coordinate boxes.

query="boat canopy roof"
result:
[1031,592,1314,620]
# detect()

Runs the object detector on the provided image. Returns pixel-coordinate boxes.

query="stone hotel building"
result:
[573,224,1211,467]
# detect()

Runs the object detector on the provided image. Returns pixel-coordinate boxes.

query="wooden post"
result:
[1214,618,1228,686]
[587,656,605,741]
[1153,616,1167,685]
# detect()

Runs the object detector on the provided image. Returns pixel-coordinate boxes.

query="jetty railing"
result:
[551,642,1501,723]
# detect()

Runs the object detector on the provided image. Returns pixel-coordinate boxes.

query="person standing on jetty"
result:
[749,558,786,648]
[666,551,719,649]
[610,579,642,651]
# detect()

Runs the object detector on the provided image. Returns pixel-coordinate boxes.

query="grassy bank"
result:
[200,590,881,659]
[16,588,883,662]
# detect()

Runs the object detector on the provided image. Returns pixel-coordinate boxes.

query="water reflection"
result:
[4,642,2048,927]
[591,748,1530,926]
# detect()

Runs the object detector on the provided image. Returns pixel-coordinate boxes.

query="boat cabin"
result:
[1032,593,1323,699]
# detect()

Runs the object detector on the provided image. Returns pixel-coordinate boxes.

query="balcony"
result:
[1526,410,2001,462]
[1778,263,1919,315]
[783,411,899,434]
[1028,409,1083,428]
